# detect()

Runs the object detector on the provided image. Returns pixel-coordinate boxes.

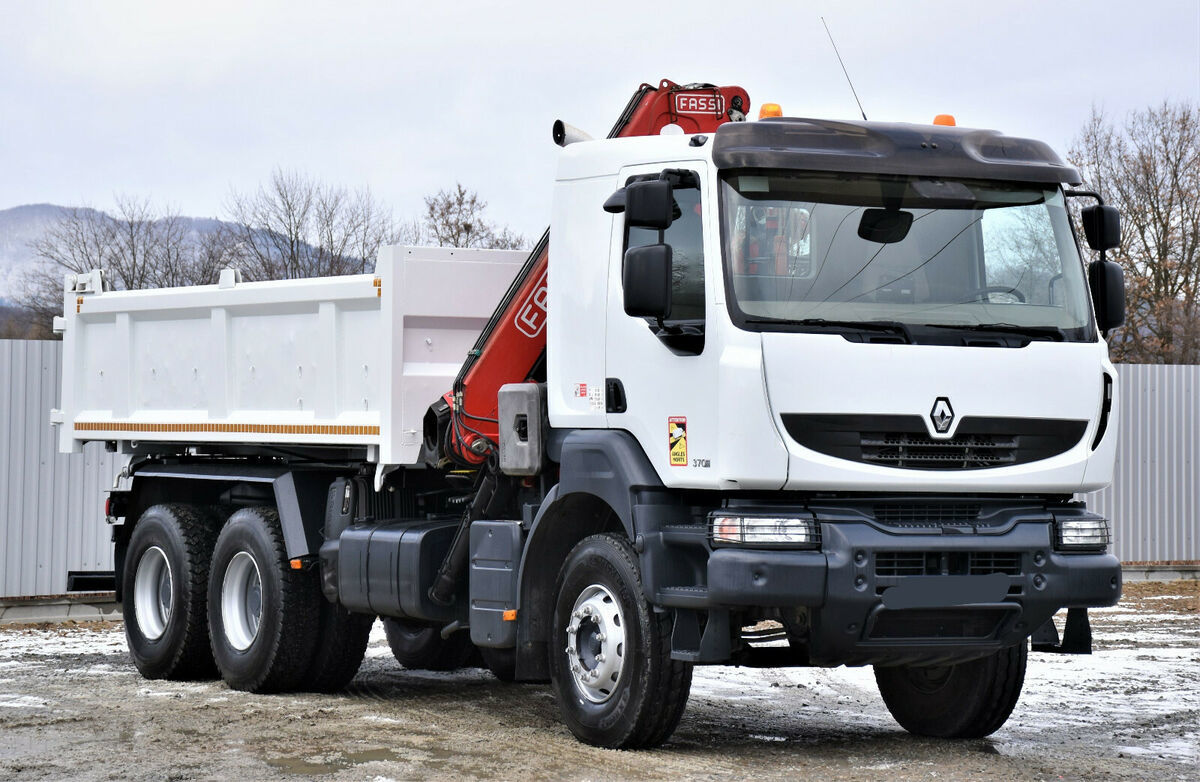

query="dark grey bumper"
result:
[705,521,1121,666]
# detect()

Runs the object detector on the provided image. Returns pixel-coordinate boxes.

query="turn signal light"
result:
[933,114,956,126]
[758,103,783,119]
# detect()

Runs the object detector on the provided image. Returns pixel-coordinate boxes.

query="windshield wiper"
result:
[920,323,1066,341]
[744,317,912,341]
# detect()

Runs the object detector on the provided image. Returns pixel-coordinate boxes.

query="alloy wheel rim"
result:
[133,546,173,641]
[564,583,627,703]
[221,551,263,651]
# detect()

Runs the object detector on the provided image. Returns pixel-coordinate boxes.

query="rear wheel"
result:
[208,507,319,693]
[549,533,692,749]
[122,504,219,680]
[301,603,373,692]
[874,641,1028,738]
[382,618,474,671]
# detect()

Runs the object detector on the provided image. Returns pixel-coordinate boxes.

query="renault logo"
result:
[930,397,955,434]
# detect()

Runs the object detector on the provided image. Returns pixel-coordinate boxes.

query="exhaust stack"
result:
[552,120,592,147]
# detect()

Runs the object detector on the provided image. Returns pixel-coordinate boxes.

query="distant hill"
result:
[0,204,231,303]
[0,204,75,303]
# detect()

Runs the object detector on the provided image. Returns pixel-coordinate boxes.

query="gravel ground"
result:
[0,581,1196,781]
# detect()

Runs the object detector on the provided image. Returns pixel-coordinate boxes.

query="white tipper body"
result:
[545,134,1119,495]
[55,246,525,468]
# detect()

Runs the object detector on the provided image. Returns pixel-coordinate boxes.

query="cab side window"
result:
[625,182,705,321]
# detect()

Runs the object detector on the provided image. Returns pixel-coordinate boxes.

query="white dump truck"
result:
[55,80,1127,748]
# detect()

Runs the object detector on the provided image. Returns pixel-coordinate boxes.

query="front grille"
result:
[875,551,1022,577]
[875,552,929,576]
[861,432,1017,469]
[781,414,1088,471]
[968,552,1022,576]
[873,503,982,526]
[869,608,1008,640]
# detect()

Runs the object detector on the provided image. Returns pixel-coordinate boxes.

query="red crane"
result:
[435,79,751,465]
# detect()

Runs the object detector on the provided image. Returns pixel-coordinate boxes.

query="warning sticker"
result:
[588,385,604,411]
[668,416,688,467]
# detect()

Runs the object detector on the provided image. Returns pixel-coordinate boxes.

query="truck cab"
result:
[550,118,1120,494]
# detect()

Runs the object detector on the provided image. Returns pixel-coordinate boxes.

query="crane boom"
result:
[437,79,751,464]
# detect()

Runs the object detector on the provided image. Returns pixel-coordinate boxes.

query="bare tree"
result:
[0,303,48,339]
[224,169,400,280]
[1069,103,1200,364]
[14,175,524,337]
[19,196,223,334]
[419,183,527,250]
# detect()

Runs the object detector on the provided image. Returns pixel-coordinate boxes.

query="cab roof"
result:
[713,117,1081,186]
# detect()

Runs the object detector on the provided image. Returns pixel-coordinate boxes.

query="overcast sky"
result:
[1,1,1197,240]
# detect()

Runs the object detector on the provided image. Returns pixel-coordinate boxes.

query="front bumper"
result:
[704,520,1121,666]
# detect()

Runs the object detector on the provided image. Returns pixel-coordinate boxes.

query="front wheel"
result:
[874,641,1028,738]
[549,533,692,749]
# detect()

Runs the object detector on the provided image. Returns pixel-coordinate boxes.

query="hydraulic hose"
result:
[428,469,497,606]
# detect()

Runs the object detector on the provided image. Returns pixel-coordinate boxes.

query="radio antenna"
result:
[821,16,868,121]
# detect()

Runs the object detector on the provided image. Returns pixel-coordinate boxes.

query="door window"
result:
[625,179,705,322]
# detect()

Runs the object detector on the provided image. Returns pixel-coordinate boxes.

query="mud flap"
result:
[1031,607,1092,654]
[671,608,731,662]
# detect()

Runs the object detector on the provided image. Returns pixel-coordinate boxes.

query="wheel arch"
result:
[513,430,667,680]
[117,464,343,599]
[513,489,625,681]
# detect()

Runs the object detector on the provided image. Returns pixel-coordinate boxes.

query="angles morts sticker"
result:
[668,416,688,467]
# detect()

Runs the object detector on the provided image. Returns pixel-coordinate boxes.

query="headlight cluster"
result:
[709,512,820,548]
[1054,516,1111,551]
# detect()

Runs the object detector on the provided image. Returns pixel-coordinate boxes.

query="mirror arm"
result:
[1064,189,1105,206]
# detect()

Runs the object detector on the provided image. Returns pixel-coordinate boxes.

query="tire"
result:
[382,618,474,671]
[479,646,516,682]
[301,603,374,693]
[874,641,1028,738]
[122,504,219,680]
[207,507,319,693]
[549,533,693,749]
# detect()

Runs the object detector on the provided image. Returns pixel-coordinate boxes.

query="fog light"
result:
[1055,516,1110,551]
[709,512,820,548]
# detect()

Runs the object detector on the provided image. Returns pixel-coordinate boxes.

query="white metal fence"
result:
[2,339,118,598]
[0,340,1196,598]
[1083,364,1199,564]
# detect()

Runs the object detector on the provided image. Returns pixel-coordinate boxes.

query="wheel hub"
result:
[905,664,954,693]
[564,584,626,703]
[221,551,263,651]
[133,546,173,641]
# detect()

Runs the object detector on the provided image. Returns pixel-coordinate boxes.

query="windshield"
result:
[720,172,1095,342]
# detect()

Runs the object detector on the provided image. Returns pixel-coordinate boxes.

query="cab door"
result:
[604,163,722,488]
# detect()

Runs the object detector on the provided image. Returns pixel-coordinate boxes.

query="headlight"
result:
[709,512,820,548]
[1054,516,1110,551]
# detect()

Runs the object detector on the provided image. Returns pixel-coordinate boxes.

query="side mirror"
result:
[1089,259,1125,334]
[1081,204,1121,251]
[623,243,672,319]
[604,179,674,229]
